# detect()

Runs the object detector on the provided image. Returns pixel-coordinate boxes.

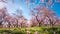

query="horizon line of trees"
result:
[0,0,60,28]
[0,7,60,28]
[0,7,27,28]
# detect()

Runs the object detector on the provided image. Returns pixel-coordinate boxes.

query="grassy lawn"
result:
[0,26,60,34]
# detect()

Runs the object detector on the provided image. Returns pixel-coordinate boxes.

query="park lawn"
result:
[0,26,46,34]
[0,26,60,34]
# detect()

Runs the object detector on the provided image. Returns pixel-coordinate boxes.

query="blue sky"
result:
[52,2,60,19]
[0,0,60,20]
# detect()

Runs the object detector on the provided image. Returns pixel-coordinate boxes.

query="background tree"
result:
[8,17,17,28]
[4,15,12,28]
[12,9,27,28]
[30,16,39,27]
[30,7,45,26]
[30,7,59,26]
[39,7,59,26]
[0,7,7,27]
[18,16,27,28]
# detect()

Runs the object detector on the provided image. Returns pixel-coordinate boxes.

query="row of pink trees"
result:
[0,7,60,28]
[30,7,60,27]
[0,0,60,28]
[0,7,27,28]
[25,0,60,27]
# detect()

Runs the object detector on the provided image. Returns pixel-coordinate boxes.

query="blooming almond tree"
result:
[39,7,59,26]
[13,9,27,28]
[30,16,39,27]
[18,15,27,28]
[30,7,59,26]
[0,7,7,27]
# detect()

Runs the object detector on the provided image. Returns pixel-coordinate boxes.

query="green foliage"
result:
[0,28,26,34]
[0,26,60,34]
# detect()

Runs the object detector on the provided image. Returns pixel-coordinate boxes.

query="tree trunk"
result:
[39,23,41,27]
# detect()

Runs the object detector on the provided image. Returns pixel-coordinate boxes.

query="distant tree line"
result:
[30,7,60,27]
[0,0,60,28]
[0,7,27,28]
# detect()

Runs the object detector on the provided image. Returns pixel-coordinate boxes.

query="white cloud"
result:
[19,7,23,10]
[0,2,7,8]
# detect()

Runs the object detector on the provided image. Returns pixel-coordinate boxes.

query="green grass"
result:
[0,26,60,34]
